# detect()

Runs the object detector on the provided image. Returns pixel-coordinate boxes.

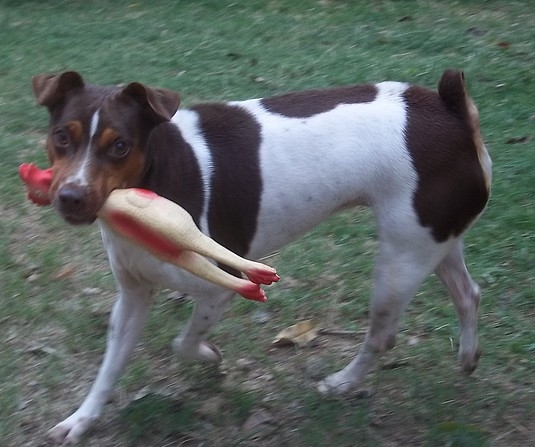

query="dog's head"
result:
[32,71,180,224]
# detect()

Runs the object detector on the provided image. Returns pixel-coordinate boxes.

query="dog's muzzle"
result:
[56,184,97,225]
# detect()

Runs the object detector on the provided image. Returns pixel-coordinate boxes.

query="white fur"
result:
[172,110,214,235]
[89,109,100,138]
[66,109,100,187]
[236,83,415,256]
[48,83,486,444]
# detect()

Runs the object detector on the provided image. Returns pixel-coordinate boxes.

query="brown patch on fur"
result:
[99,128,119,148]
[67,120,83,145]
[191,103,262,258]
[404,71,489,242]
[45,134,56,165]
[140,123,205,227]
[32,71,85,108]
[102,149,146,191]
[261,84,378,118]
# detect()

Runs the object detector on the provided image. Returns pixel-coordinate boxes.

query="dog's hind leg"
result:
[172,290,235,363]
[319,228,451,395]
[435,239,482,374]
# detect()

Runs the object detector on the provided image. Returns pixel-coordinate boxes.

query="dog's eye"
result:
[53,129,70,151]
[108,140,131,160]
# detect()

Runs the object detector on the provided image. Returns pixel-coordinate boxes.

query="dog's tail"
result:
[438,70,471,122]
[438,69,492,191]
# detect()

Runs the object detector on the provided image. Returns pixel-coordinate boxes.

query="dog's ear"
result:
[32,71,85,109]
[121,82,180,123]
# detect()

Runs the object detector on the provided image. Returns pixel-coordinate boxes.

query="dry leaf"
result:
[496,41,511,49]
[26,343,58,356]
[272,320,318,347]
[466,26,487,36]
[52,263,76,280]
[505,136,530,144]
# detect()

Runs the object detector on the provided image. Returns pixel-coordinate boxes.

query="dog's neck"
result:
[139,121,205,226]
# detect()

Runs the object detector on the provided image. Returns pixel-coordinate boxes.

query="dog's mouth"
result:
[61,213,97,226]
[53,185,101,226]
[56,201,100,225]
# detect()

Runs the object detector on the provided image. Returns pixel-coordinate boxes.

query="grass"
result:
[0,0,534,446]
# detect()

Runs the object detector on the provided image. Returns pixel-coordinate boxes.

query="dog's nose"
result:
[58,184,88,212]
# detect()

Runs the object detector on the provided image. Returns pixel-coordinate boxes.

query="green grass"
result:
[1,1,534,446]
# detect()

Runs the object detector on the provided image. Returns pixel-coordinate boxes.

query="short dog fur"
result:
[31,69,491,444]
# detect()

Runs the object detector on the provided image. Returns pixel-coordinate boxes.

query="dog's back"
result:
[142,70,490,258]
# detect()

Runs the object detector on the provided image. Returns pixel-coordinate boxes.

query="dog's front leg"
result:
[48,282,152,445]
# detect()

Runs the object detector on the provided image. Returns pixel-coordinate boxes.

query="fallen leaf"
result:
[52,263,76,280]
[26,343,58,356]
[272,320,318,347]
[505,136,530,144]
[82,287,102,295]
[26,273,40,283]
[226,52,242,60]
[132,386,151,401]
[381,359,410,370]
[466,26,487,36]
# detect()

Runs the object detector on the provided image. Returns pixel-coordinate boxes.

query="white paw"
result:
[317,371,357,395]
[47,412,96,445]
[172,339,223,363]
[459,345,481,374]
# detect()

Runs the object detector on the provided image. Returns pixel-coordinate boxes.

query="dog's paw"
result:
[317,370,357,395]
[172,339,223,363]
[47,413,96,445]
[459,346,481,375]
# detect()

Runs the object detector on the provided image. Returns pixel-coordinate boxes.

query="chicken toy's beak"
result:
[19,163,52,206]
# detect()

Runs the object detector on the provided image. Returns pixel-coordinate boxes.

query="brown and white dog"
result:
[31,69,491,445]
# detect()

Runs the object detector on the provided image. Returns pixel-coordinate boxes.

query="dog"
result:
[31,69,491,444]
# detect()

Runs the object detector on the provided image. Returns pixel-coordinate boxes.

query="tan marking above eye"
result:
[99,128,120,148]
[66,120,83,144]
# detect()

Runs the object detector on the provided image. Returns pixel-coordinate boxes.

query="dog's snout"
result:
[55,183,97,225]
[58,184,88,212]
